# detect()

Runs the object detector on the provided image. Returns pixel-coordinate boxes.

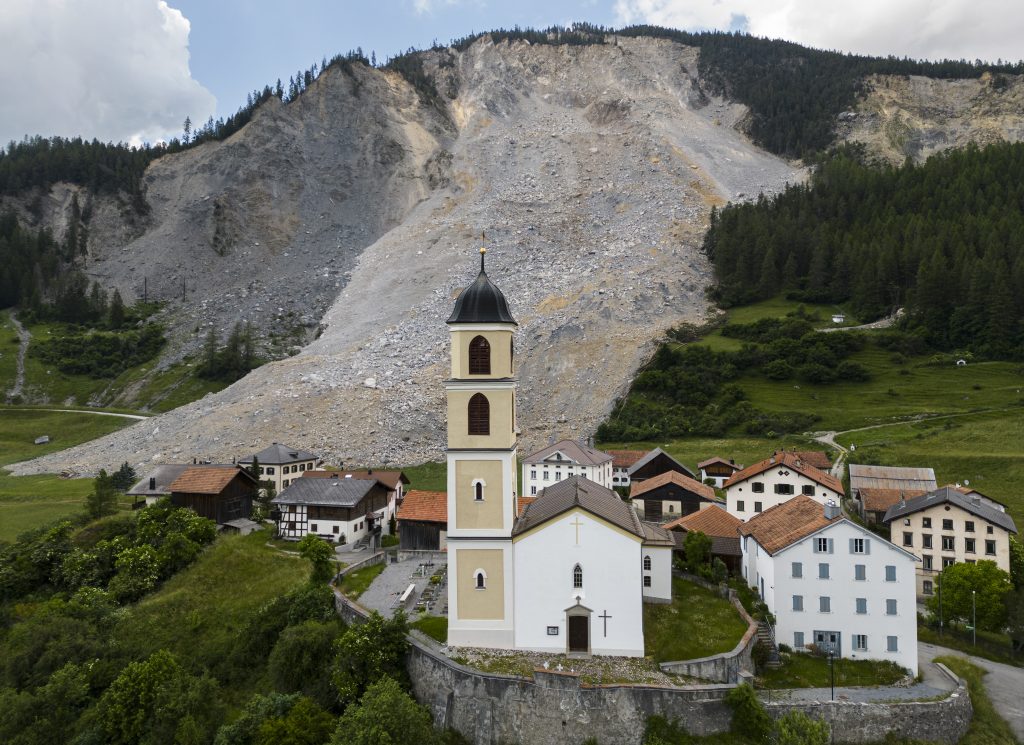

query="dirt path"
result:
[6,311,30,402]
[4,407,149,421]
[819,314,899,333]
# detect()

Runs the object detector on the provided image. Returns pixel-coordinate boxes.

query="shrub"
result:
[268,620,343,709]
[750,639,770,673]
[643,714,693,744]
[836,360,870,381]
[724,683,772,742]
[763,359,793,380]
[775,710,830,745]
[381,534,399,548]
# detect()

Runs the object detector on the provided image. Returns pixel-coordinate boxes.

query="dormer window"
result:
[468,393,490,435]
[469,335,491,374]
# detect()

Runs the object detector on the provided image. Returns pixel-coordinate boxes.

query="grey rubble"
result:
[12,36,804,475]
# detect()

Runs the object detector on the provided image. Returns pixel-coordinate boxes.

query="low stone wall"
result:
[332,586,973,745]
[396,549,448,563]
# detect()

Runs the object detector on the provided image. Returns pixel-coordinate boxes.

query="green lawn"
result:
[0,406,135,465]
[644,578,750,663]
[113,530,308,671]
[337,562,386,600]
[935,656,1021,745]
[759,653,908,689]
[918,626,1022,668]
[401,461,447,492]
[411,614,448,643]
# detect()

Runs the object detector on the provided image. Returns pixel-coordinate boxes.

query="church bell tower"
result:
[445,240,518,649]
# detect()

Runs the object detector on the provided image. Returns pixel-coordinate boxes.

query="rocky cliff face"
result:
[839,72,1024,163]
[13,35,806,474]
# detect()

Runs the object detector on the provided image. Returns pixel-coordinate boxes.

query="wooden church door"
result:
[568,615,589,653]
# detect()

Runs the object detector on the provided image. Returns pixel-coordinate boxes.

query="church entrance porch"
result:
[565,602,592,655]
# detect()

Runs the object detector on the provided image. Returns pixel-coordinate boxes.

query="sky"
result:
[2,0,1023,148]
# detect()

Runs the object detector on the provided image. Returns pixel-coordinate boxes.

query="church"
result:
[444,248,674,657]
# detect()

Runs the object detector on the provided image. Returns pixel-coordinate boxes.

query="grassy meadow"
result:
[643,578,750,663]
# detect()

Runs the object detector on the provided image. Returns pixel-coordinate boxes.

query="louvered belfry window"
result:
[469,335,491,374]
[468,393,490,435]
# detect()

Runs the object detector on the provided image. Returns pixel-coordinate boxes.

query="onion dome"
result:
[447,246,517,325]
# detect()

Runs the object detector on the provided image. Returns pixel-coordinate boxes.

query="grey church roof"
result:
[521,439,612,466]
[447,256,516,325]
[513,476,645,539]
[240,442,319,465]
[883,486,1018,534]
[271,477,377,508]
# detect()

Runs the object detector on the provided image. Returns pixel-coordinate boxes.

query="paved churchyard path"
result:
[357,556,447,618]
[919,641,1024,742]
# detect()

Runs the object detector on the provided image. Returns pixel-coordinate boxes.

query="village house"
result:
[168,465,258,525]
[128,464,191,506]
[629,470,723,522]
[740,496,919,674]
[396,489,448,551]
[607,449,647,489]
[697,457,742,489]
[302,468,408,524]
[627,447,695,484]
[849,464,937,525]
[724,451,844,521]
[271,476,390,544]
[789,450,832,472]
[663,504,743,574]
[238,442,321,493]
[883,486,1018,598]
[521,438,613,496]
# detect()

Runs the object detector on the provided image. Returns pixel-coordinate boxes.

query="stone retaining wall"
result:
[660,594,757,683]
[332,589,972,745]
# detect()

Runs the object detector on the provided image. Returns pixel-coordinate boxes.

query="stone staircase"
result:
[756,621,782,668]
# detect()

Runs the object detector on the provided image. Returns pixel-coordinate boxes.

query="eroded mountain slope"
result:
[15,36,804,474]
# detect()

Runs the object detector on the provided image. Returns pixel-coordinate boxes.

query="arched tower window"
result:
[573,563,583,589]
[469,335,491,374]
[475,569,487,589]
[473,479,485,501]
[643,555,652,571]
[468,393,490,435]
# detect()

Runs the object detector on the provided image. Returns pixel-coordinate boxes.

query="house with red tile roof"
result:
[663,504,743,573]
[169,465,258,525]
[397,489,448,551]
[724,450,844,522]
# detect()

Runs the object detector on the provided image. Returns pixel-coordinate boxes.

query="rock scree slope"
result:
[13,36,808,474]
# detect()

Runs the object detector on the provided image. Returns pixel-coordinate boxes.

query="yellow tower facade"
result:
[445,247,518,649]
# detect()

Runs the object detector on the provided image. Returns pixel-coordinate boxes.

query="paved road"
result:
[920,641,1024,742]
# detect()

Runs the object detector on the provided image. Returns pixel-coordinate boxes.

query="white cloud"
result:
[614,0,1024,63]
[0,0,215,147]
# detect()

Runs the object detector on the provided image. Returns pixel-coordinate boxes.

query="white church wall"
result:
[642,546,673,601]
[513,508,645,656]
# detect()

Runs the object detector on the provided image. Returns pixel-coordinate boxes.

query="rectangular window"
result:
[643,576,652,587]
[794,631,805,648]
[531,470,536,479]
[923,534,933,549]
[855,564,866,581]
[943,557,955,568]
[903,532,913,547]
[965,538,976,553]
[987,526,994,534]
[543,471,549,480]
[942,536,955,551]
[310,523,318,532]
[942,519,954,531]
[793,595,804,611]
[855,598,867,614]
[819,563,830,579]
[986,540,997,556]
[802,484,815,496]
[885,565,897,582]
[923,555,933,570]
[851,538,866,554]
[965,521,975,533]
[754,501,763,513]
[736,500,745,512]
[923,580,934,595]
[774,483,794,495]
[819,596,831,613]
[922,517,931,528]
[815,537,831,553]
[332,526,339,534]
[267,467,275,475]
[530,486,537,495]
[886,599,897,616]
[854,634,867,651]
[752,482,765,493]
[887,636,898,652]
[792,561,803,578]
[288,521,295,530]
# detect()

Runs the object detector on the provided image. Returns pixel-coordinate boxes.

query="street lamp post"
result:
[828,649,835,701]
[972,590,977,646]
[938,572,943,637]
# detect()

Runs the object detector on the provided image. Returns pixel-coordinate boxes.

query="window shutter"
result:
[827,539,834,554]
[849,538,856,554]
[864,539,871,555]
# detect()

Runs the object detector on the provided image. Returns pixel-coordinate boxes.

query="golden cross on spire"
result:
[479,231,487,271]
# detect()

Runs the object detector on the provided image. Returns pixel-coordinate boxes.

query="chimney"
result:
[149,477,156,490]
[367,468,373,475]
[729,458,735,465]
[193,458,197,464]
[898,490,905,508]
[824,500,841,520]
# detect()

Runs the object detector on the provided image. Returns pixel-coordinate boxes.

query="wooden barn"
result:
[168,465,258,524]
[630,470,723,522]
[628,448,695,484]
[396,489,447,551]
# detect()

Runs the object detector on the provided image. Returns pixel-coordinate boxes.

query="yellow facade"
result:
[449,328,514,379]
[456,548,505,619]
[454,459,505,529]
[446,388,516,449]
